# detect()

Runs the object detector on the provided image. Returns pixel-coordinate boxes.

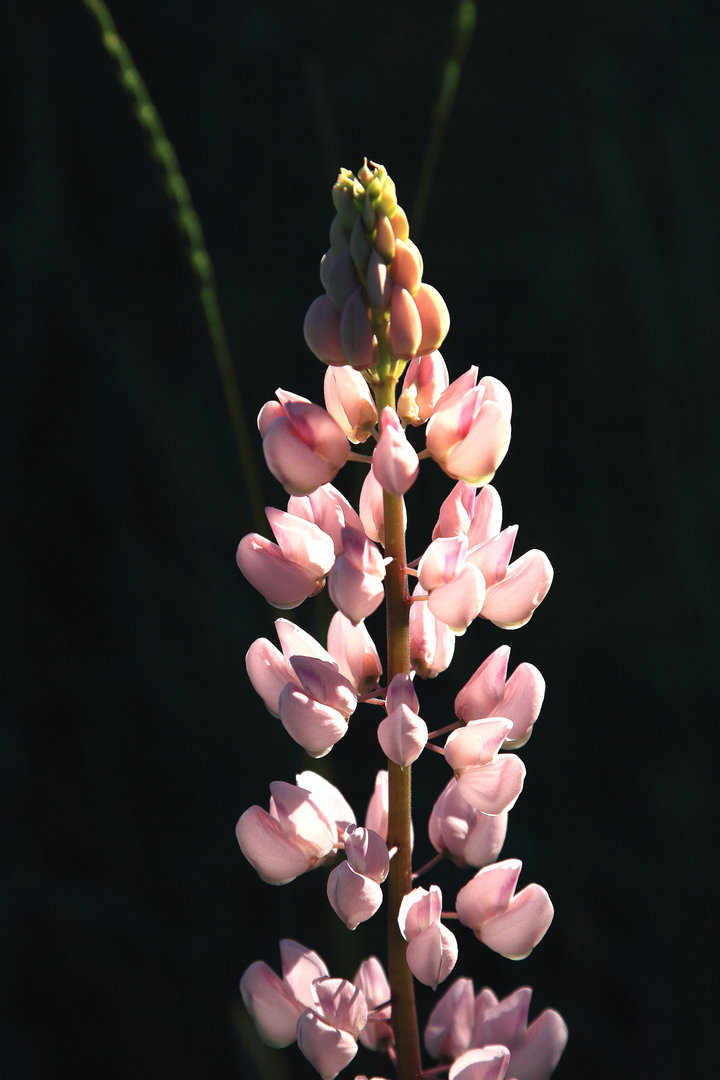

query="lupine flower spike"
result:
[236,161,566,1080]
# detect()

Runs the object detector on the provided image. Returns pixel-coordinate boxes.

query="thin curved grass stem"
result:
[83,0,266,533]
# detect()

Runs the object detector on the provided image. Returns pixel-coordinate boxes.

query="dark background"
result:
[3,1,719,1077]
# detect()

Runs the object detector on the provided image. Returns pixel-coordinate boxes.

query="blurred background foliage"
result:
[2,0,719,1077]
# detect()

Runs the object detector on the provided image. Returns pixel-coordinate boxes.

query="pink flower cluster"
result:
[235,161,566,1080]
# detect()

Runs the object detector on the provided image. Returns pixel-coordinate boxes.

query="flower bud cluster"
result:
[303,160,450,371]
[235,162,567,1080]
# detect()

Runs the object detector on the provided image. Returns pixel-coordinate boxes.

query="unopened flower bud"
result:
[373,214,396,261]
[390,238,423,296]
[340,288,376,370]
[388,285,422,359]
[304,294,347,366]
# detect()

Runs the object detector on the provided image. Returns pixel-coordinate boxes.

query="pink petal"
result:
[275,617,336,667]
[455,859,523,929]
[328,555,385,625]
[418,535,469,592]
[354,957,393,1052]
[296,1010,359,1080]
[339,287,377,370]
[323,366,377,444]
[358,466,387,544]
[295,770,356,835]
[240,960,302,1047]
[365,770,389,841]
[474,986,532,1050]
[278,686,349,757]
[409,582,456,677]
[388,285,422,359]
[444,719,514,770]
[398,885,443,940]
[481,550,554,629]
[454,645,510,723]
[287,483,363,555]
[266,507,336,578]
[467,525,518,587]
[500,664,545,749]
[406,923,458,989]
[326,612,382,695]
[235,805,313,884]
[467,484,503,546]
[236,533,323,609]
[327,862,383,929]
[427,564,486,634]
[245,637,296,717]
[455,754,526,816]
[377,704,428,767]
[432,480,476,539]
[429,779,507,868]
[372,407,419,495]
[509,1009,568,1080]
[268,780,337,858]
[312,976,368,1037]
[443,401,512,485]
[424,976,475,1061]
[304,294,347,365]
[448,1046,511,1080]
[262,415,340,495]
[480,884,554,960]
[289,655,357,718]
[385,672,419,714]
[343,825,389,883]
[413,282,451,354]
[280,938,329,1008]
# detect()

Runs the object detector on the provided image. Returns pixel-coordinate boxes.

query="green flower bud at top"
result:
[357,159,375,186]
[362,197,377,232]
[332,182,359,229]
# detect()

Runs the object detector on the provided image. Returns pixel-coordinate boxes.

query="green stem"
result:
[82,0,266,534]
[374,373,422,1080]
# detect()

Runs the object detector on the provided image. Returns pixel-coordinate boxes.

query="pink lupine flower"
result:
[245,617,337,717]
[449,1046,512,1080]
[288,483,364,555]
[481,549,554,630]
[296,976,368,1080]
[398,351,449,425]
[455,859,554,960]
[398,885,458,989]
[454,645,545,749]
[328,526,386,624]
[240,938,329,1047]
[425,368,512,485]
[472,987,568,1080]
[417,535,486,634]
[426,981,567,1080]
[326,825,389,929]
[236,507,335,609]
[431,483,554,630]
[353,957,393,1053]
[235,780,337,884]
[326,612,382,695]
[429,778,508,868]
[371,407,419,495]
[444,719,526,816]
[258,389,350,495]
[326,861,384,929]
[378,703,428,767]
[409,581,456,677]
[323,366,378,443]
[377,671,427,765]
